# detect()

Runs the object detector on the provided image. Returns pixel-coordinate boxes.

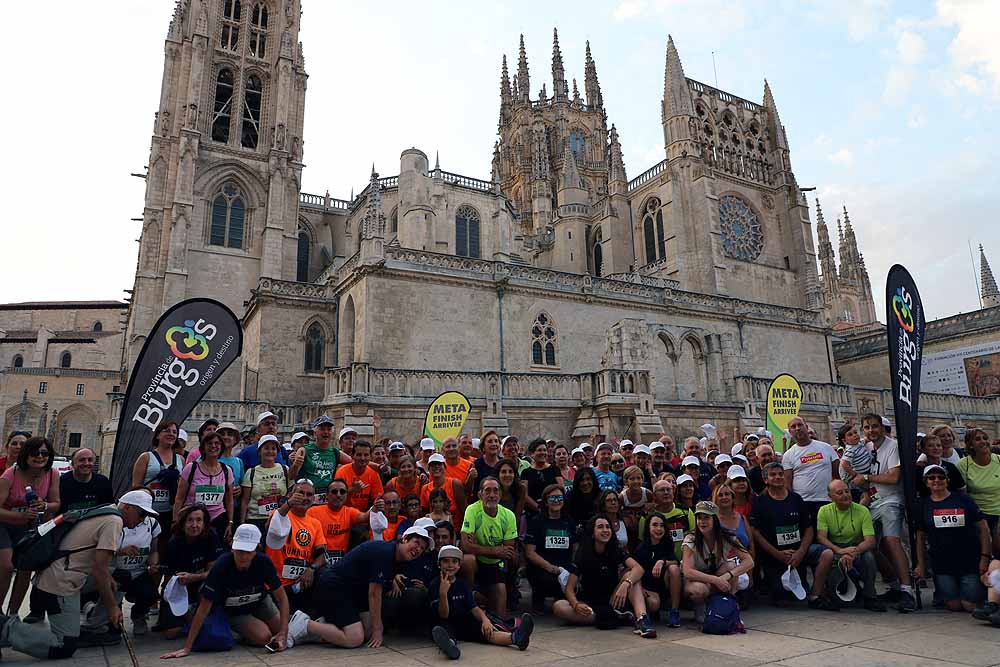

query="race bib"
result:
[258,495,280,513]
[150,484,170,504]
[544,530,570,549]
[224,591,262,607]
[281,558,308,580]
[325,549,344,566]
[933,508,966,528]
[118,548,149,574]
[670,528,685,543]
[776,525,800,546]
[195,484,224,505]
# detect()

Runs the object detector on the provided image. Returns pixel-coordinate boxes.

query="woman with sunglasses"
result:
[524,483,576,613]
[0,436,61,615]
[175,431,235,542]
[0,430,30,474]
[914,464,990,612]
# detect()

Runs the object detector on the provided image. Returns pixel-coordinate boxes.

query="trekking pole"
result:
[122,629,140,667]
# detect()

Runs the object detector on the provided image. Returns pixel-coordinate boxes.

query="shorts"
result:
[933,572,985,603]
[474,560,507,589]
[870,501,905,540]
[0,522,28,551]
[225,596,278,632]
[315,580,368,629]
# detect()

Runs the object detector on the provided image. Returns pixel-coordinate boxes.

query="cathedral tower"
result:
[982,245,1000,309]
[125,0,308,395]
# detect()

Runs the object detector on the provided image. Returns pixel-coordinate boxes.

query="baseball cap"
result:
[312,415,334,428]
[746,434,759,442]
[595,442,614,453]
[256,411,277,425]
[501,435,518,447]
[731,443,744,456]
[291,431,309,443]
[428,453,446,465]
[881,416,891,428]
[471,438,481,450]
[413,517,436,531]
[120,490,159,516]
[216,421,240,435]
[727,464,748,480]
[733,454,750,467]
[232,524,262,552]
[438,545,463,561]
[163,575,189,616]
[177,429,188,442]
[923,464,947,477]
[714,454,733,465]
[339,426,358,440]
[258,434,279,448]
[580,442,594,450]
[633,444,652,456]
[694,501,718,516]
[681,455,701,468]
[782,566,807,600]
[676,474,695,486]
[401,526,435,550]
[571,446,586,457]
[388,441,406,452]
[620,439,634,449]
[649,441,666,450]
[420,438,436,451]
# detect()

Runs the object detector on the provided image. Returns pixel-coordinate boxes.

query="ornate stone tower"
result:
[125,0,308,392]
[814,200,877,327]
[982,245,1000,309]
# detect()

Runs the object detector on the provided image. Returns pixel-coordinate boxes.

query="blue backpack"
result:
[702,593,744,635]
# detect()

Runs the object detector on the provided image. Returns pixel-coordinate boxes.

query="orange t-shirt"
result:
[266,511,326,587]
[421,478,463,528]
[307,503,361,554]
[370,516,402,542]
[387,476,424,501]
[444,457,472,484]
[335,464,385,511]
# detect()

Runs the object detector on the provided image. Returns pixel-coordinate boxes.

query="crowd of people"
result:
[1,410,999,661]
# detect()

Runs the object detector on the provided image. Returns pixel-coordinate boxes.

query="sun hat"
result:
[694,500,718,516]
[120,490,159,516]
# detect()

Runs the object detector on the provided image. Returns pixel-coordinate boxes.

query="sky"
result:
[2,0,998,321]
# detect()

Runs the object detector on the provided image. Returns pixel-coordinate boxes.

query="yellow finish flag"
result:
[423,391,472,450]
[765,373,802,453]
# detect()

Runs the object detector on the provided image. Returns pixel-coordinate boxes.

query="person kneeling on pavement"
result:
[430,545,534,660]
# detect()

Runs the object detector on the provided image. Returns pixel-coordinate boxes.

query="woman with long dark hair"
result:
[682,501,753,623]
[133,420,185,544]
[634,511,682,627]
[157,504,223,637]
[597,489,629,546]
[567,467,599,528]
[0,430,29,474]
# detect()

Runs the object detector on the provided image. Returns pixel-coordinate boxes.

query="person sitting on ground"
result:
[156,504,222,638]
[682,501,754,623]
[914,464,990,612]
[524,484,576,613]
[429,545,534,660]
[161,524,290,658]
[634,512,682,627]
[552,515,657,637]
[460,477,518,616]
[815,480,886,612]
[265,480,327,613]
[307,479,383,567]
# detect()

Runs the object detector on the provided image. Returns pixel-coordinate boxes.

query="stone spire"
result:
[517,34,530,104]
[981,245,1000,308]
[561,137,582,191]
[572,78,581,105]
[608,124,627,195]
[361,168,385,243]
[584,41,603,109]
[16,389,28,428]
[539,83,548,103]
[662,35,692,117]
[815,200,834,260]
[37,402,48,436]
[551,28,569,100]
[815,199,838,300]
[763,79,789,150]
[500,54,512,106]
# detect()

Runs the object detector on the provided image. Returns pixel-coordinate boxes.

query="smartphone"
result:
[265,640,281,653]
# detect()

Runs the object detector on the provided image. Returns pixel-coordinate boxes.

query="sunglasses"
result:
[31,450,50,457]
[925,475,946,481]
[547,495,565,502]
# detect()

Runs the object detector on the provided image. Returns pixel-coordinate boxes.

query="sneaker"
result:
[667,608,681,628]
[634,614,657,639]
[512,613,533,650]
[287,610,311,646]
[432,625,461,660]
[990,610,1000,628]
[132,617,148,636]
[863,597,887,612]
[972,602,999,621]
[897,590,916,614]
[876,588,901,603]
[612,608,635,626]
[808,596,840,612]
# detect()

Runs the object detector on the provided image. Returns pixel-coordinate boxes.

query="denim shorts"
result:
[933,572,985,603]
[870,501,905,540]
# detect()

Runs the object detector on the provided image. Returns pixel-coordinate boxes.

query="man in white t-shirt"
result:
[782,416,839,525]
[849,413,915,612]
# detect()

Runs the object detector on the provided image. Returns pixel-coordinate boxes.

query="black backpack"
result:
[14,505,123,571]
[146,451,181,504]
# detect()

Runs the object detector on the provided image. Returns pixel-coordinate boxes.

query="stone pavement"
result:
[3,604,999,667]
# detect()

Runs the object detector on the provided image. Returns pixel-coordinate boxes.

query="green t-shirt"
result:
[958,454,1000,515]
[300,444,341,493]
[241,464,289,520]
[461,500,518,564]
[816,502,874,547]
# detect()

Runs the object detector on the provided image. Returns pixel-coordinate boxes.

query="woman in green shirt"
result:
[958,428,1000,553]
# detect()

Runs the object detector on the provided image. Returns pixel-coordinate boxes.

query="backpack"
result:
[248,463,289,488]
[14,505,123,571]
[702,593,744,635]
[146,451,181,504]
[186,461,231,502]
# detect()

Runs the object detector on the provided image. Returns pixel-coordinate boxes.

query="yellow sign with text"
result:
[766,373,802,453]
[423,391,471,450]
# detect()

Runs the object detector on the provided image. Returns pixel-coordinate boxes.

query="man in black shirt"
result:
[59,449,114,511]
[747,443,776,495]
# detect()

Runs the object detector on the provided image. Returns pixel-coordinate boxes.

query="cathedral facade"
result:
[123,0,904,446]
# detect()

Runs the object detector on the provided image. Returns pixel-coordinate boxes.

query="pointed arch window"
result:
[210,183,246,249]
[248,3,268,59]
[455,205,481,258]
[304,322,325,373]
[592,226,604,277]
[212,69,235,143]
[221,0,241,51]
[60,352,72,368]
[11,355,23,368]
[296,230,310,282]
[241,74,262,149]
[531,313,558,367]
[642,197,666,265]
[569,130,586,160]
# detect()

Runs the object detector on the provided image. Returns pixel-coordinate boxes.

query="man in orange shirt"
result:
[335,440,384,511]
[265,480,327,612]
[442,437,474,492]
[307,479,383,563]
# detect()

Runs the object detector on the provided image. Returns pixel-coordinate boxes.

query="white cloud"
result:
[883,64,917,102]
[956,72,983,94]
[613,0,645,20]
[937,0,1000,96]
[845,0,892,41]
[828,148,855,165]
[896,31,926,65]
[906,106,927,128]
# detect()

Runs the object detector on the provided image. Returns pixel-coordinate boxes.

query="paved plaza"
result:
[4,604,999,667]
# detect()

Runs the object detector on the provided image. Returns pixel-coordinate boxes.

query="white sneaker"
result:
[287,610,311,646]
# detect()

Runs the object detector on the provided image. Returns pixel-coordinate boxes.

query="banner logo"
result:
[892,288,915,333]
[423,391,472,450]
[165,320,213,360]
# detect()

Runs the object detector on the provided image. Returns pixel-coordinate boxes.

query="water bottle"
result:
[24,486,41,525]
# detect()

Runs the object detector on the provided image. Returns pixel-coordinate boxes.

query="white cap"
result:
[580,442,594,450]
[714,454,733,465]
[881,416,891,427]
[782,565,807,601]
[232,524,262,552]
[633,444,652,456]
[922,464,947,477]
[428,453,446,464]
[471,438,481,449]
[257,434,279,447]
[746,434,760,442]
[420,438,436,451]
[700,423,717,438]
[177,429,188,442]
[256,411,276,425]
[291,431,308,443]
[681,455,701,468]
[339,426,358,440]
[120,490,159,516]
[727,464,748,480]
[699,437,708,448]
[916,432,926,438]
[388,441,407,452]
[595,442,614,453]
[401,526,434,550]
[731,443,744,456]
[217,421,240,434]
[501,435,517,447]
[649,441,666,450]
[163,575,189,616]
[676,474,695,486]
[438,545,463,561]
[733,454,750,467]
[620,439,634,447]
[413,517,436,530]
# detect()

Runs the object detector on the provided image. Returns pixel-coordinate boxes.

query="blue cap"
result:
[312,415,334,428]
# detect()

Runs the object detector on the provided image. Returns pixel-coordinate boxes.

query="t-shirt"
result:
[472,457,502,494]
[748,466,766,495]
[428,576,478,621]
[116,516,162,580]
[634,539,676,590]
[238,442,289,470]
[241,464,289,520]
[299,444,342,500]
[405,550,438,586]
[593,468,621,492]
[869,437,903,505]
[957,454,1000,515]
[461,501,518,564]
[335,464,384,511]
[180,462,230,519]
[782,440,838,502]
[840,443,874,485]
[917,492,985,576]
[681,533,742,574]
[306,503,361,559]
[59,473,114,512]
[201,552,281,611]
[569,545,628,602]
[162,533,223,595]
[266,511,326,586]
[816,502,875,547]
[1,466,56,511]
[750,490,810,553]
[521,465,560,505]
[319,540,397,596]
[386,476,423,501]
[220,456,245,490]
[525,515,576,568]
[654,507,695,560]
[443,457,472,484]
[36,513,123,596]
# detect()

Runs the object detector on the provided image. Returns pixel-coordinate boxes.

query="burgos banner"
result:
[110,298,243,497]
[423,391,471,450]
[766,373,802,453]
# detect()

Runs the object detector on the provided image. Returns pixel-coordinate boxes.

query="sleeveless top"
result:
[142,450,185,513]
[621,487,651,509]
[2,466,57,511]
